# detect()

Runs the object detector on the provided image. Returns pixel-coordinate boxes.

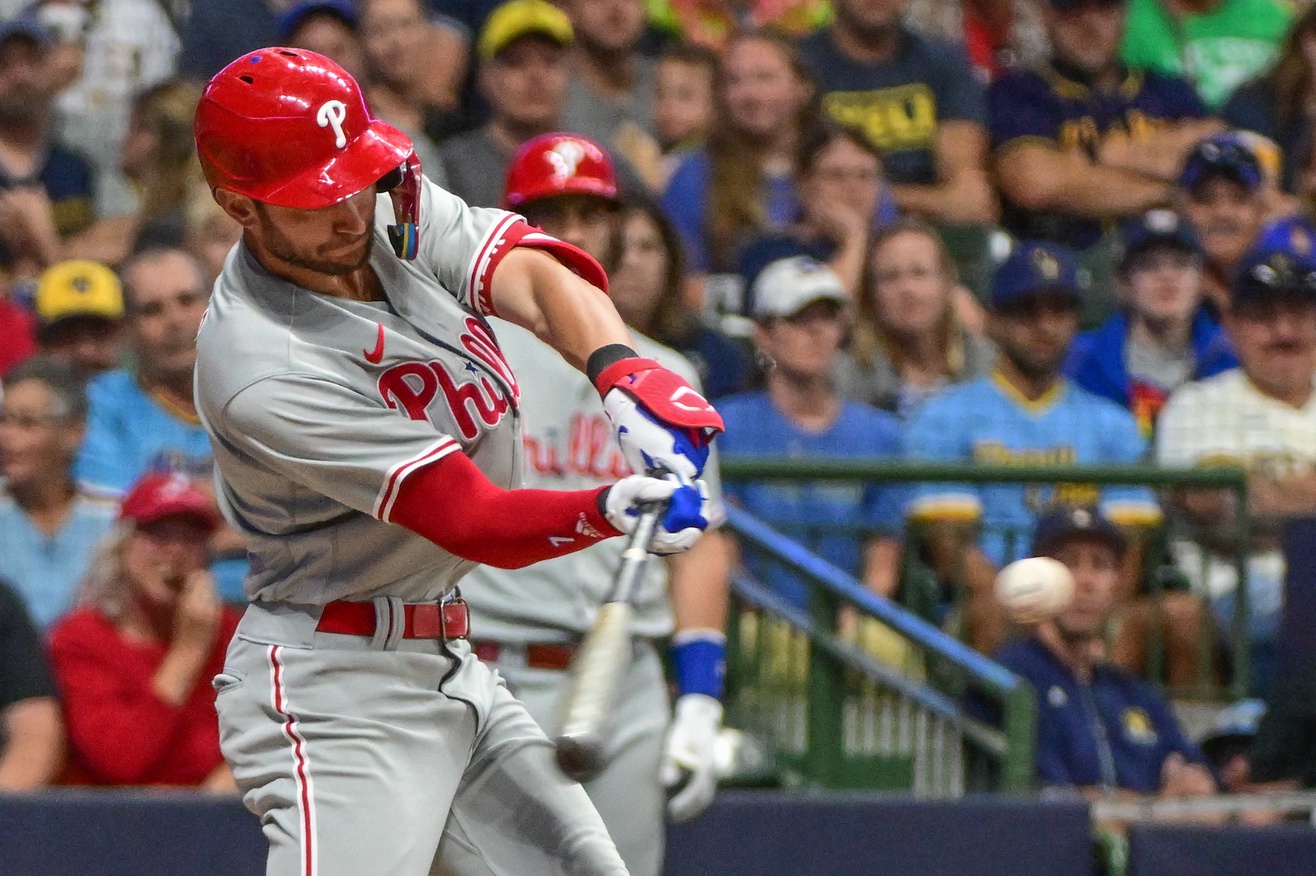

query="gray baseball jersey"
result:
[198,173,630,876]
[196,178,534,605]
[462,322,724,643]
[459,324,723,876]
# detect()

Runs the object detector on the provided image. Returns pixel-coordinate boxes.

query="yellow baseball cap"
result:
[35,260,124,324]
[477,0,573,60]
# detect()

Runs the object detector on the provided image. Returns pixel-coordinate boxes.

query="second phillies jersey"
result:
[196,177,557,604]
[461,322,726,643]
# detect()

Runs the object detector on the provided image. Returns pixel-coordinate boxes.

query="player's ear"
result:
[213,188,260,229]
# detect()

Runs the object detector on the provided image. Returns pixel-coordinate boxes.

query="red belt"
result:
[316,598,470,640]
[470,640,577,670]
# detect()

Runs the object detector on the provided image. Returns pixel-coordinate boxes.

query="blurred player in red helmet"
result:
[463,132,734,876]
[503,132,623,267]
[192,50,724,876]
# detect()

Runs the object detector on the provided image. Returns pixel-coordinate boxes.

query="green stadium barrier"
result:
[721,506,1037,794]
[717,461,1253,794]
[721,459,1253,701]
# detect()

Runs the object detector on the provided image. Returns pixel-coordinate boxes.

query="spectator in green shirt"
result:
[1120,0,1292,110]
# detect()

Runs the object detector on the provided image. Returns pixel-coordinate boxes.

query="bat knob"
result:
[554,736,602,783]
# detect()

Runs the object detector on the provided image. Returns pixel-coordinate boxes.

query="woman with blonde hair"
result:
[837,217,995,418]
[661,28,817,310]
[47,472,241,789]
[66,79,206,265]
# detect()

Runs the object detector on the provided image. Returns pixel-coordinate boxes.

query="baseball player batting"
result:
[461,134,733,876]
[190,49,723,876]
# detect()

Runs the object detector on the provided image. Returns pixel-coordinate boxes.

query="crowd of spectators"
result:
[0,0,1315,814]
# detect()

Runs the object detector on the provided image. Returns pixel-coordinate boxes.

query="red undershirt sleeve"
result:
[389,451,623,569]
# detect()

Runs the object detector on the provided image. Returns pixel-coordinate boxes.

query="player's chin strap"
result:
[379,154,421,260]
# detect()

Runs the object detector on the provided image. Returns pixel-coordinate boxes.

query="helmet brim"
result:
[250,119,415,210]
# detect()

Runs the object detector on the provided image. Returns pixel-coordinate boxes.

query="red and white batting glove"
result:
[589,346,724,483]
[601,475,710,555]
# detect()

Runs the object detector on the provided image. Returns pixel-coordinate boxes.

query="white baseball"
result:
[995,556,1076,623]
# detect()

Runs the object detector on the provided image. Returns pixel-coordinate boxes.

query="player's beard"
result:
[257,211,375,276]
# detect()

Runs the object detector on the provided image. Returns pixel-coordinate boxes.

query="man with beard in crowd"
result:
[906,241,1161,654]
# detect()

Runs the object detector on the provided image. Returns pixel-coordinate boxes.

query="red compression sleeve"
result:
[389,451,622,569]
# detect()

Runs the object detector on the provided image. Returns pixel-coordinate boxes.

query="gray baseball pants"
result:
[213,601,630,876]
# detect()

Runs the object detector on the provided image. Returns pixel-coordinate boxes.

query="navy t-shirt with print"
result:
[0,144,96,237]
[988,65,1205,250]
[799,27,986,187]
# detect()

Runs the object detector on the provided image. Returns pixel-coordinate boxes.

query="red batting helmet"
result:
[194,48,422,259]
[503,133,619,210]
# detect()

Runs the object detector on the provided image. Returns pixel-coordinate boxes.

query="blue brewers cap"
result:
[990,240,1085,309]
[0,15,52,50]
[1119,209,1201,270]
[1031,506,1127,558]
[1179,134,1263,193]
[277,0,359,41]
[1232,215,1316,307]
[1198,699,1266,763]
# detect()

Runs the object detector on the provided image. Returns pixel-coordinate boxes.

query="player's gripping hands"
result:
[602,475,711,555]
[588,345,724,483]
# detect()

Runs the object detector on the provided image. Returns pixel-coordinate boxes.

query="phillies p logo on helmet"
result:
[548,140,586,183]
[317,99,348,149]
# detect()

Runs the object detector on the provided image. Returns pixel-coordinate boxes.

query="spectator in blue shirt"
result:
[1066,209,1237,437]
[74,246,248,603]
[0,356,117,627]
[179,0,281,82]
[75,246,212,491]
[978,506,1216,797]
[661,29,816,295]
[717,255,906,608]
[907,241,1161,654]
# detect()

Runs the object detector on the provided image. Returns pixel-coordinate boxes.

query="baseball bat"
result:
[553,503,662,782]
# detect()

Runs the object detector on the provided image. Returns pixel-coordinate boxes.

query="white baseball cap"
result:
[751,256,849,321]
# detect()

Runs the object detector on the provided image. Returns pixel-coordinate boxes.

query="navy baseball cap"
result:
[1198,699,1266,763]
[1031,506,1127,557]
[0,15,52,51]
[1232,215,1316,306]
[990,240,1085,309]
[1118,209,1201,271]
[277,0,358,41]
[1179,134,1263,193]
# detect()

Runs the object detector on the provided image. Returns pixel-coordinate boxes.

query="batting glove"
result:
[592,355,724,483]
[602,475,710,555]
[660,693,724,822]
